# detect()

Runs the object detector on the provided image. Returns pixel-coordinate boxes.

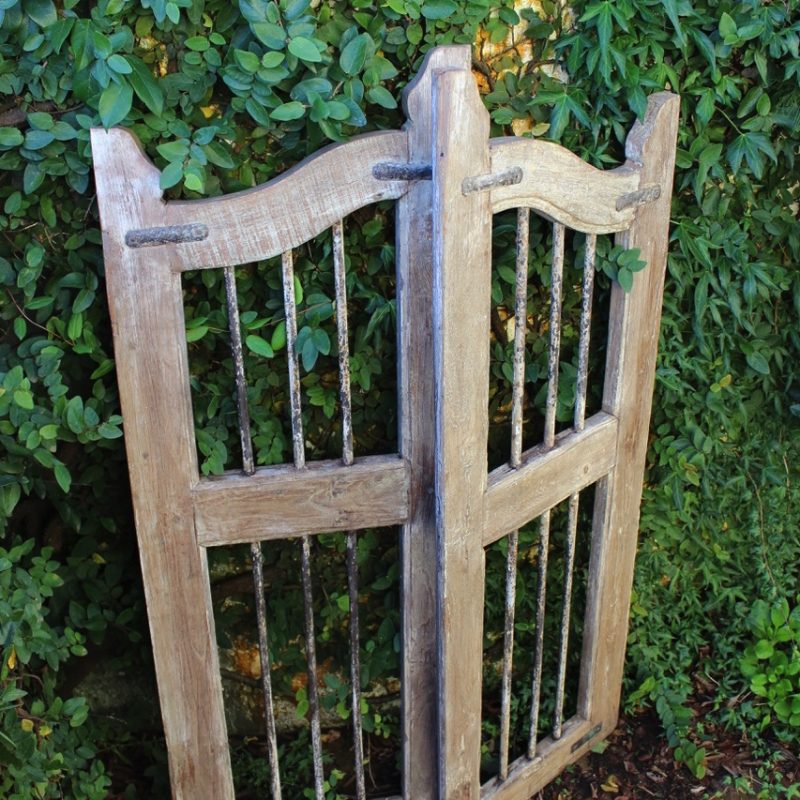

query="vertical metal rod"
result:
[223,267,282,798]
[498,208,530,780]
[333,221,354,467]
[223,266,255,475]
[528,222,565,758]
[333,220,367,800]
[283,251,306,471]
[553,234,596,739]
[282,251,326,800]
[510,208,529,470]
[543,223,564,449]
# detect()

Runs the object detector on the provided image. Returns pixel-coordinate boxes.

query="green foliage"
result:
[0,538,111,798]
[1,0,798,790]
[740,598,800,740]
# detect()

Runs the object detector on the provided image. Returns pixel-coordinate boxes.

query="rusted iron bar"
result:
[543,223,564,449]
[372,162,432,181]
[251,543,283,799]
[462,166,523,196]
[333,220,367,800]
[124,222,208,248]
[282,249,326,799]
[528,222,565,758]
[498,207,530,781]
[223,267,282,797]
[553,234,596,740]
[223,267,255,475]
[510,208,530,471]
[615,183,661,211]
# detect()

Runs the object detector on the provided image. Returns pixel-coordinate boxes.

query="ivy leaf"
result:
[271,101,305,121]
[421,0,457,18]
[159,161,184,190]
[288,37,323,63]
[366,86,397,109]
[107,54,132,74]
[23,0,57,28]
[617,266,633,292]
[746,352,770,375]
[246,335,274,358]
[185,36,209,51]
[0,127,24,147]
[125,57,163,116]
[661,0,685,46]
[98,81,133,128]
[340,33,371,75]
[726,132,776,179]
[718,12,738,44]
[251,22,285,48]
[234,49,261,73]
[54,462,71,494]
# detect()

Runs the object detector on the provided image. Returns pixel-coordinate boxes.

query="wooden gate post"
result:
[580,93,681,730]
[431,57,493,799]
[397,45,470,800]
[91,132,234,799]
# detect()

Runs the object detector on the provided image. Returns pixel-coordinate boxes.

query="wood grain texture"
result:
[488,138,641,232]
[483,412,618,547]
[192,455,409,546]
[578,92,680,725]
[93,129,410,271]
[397,44,469,800]
[432,61,493,800]
[480,717,609,800]
[90,129,235,799]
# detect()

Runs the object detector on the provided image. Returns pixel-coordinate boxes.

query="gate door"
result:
[92,45,678,800]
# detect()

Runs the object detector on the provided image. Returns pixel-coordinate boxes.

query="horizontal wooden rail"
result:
[488,139,641,233]
[484,412,618,546]
[193,454,409,547]
[93,128,411,271]
[480,715,608,800]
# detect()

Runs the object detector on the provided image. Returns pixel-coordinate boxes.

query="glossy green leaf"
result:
[98,81,133,128]
[288,36,323,63]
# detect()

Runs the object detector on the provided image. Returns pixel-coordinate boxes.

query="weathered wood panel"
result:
[483,412,618,546]
[192,455,409,546]
[432,60,493,800]
[91,129,235,799]
[397,44,469,800]
[481,717,606,800]
[96,130,410,271]
[489,138,640,232]
[579,93,680,724]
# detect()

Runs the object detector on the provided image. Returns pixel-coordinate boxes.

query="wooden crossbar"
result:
[483,412,618,546]
[193,455,409,546]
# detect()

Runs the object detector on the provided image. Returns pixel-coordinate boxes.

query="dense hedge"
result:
[1,0,799,795]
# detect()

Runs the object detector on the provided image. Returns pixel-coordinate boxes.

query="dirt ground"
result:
[536,711,800,800]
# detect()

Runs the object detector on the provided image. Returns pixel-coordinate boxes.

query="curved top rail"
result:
[488,137,640,233]
[91,128,410,270]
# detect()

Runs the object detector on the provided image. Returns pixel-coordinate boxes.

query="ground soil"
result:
[535,711,799,800]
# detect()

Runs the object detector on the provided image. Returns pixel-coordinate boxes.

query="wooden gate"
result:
[91,45,678,800]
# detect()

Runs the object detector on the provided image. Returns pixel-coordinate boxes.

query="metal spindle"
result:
[282,251,326,799]
[333,220,367,800]
[223,267,282,798]
[552,234,596,739]
[528,222,564,758]
[498,208,529,780]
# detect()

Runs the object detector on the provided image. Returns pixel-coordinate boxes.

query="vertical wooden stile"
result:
[579,93,680,728]
[397,44,468,800]
[90,130,234,799]
[431,60,493,800]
